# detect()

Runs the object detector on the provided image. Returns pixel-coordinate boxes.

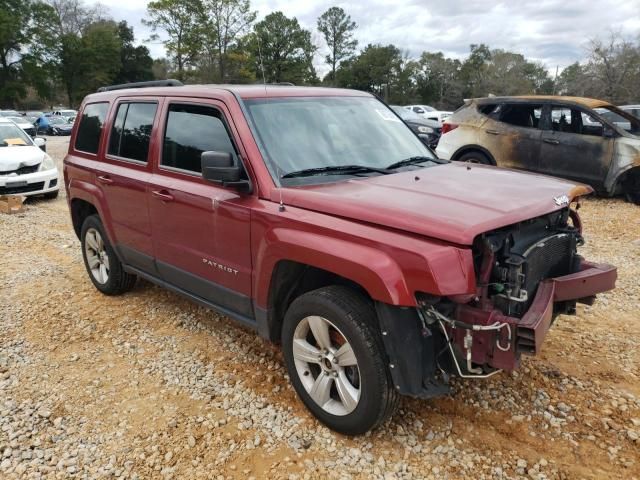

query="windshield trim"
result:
[240,95,438,187]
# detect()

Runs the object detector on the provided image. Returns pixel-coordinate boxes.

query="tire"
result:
[80,214,136,295]
[43,190,59,200]
[282,285,398,435]
[458,151,492,165]
[624,174,640,205]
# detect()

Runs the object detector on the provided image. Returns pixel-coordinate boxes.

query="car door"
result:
[148,99,254,320]
[538,104,614,189]
[92,99,160,273]
[477,102,543,170]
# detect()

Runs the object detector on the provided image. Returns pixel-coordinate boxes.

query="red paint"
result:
[63,85,616,371]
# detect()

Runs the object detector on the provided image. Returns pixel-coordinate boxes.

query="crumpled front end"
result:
[421,206,617,374]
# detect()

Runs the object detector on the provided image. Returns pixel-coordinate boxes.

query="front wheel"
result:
[282,286,398,435]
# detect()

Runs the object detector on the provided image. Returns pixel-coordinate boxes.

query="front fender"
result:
[254,228,411,307]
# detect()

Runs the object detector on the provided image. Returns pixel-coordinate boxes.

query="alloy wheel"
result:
[84,227,110,284]
[292,315,361,416]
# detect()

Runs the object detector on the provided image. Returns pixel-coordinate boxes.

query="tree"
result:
[584,33,640,103]
[335,44,414,102]
[114,21,154,84]
[317,7,357,85]
[0,0,56,106]
[144,0,204,80]
[199,0,256,82]
[248,12,317,84]
[415,52,462,109]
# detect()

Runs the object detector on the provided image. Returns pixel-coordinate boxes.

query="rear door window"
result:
[499,104,542,129]
[107,102,157,162]
[161,103,237,174]
[75,102,109,154]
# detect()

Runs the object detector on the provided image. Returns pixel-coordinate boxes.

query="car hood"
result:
[277,162,591,245]
[0,146,45,171]
[52,124,72,129]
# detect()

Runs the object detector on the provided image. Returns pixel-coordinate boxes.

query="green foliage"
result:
[317,7,357,84]
[144,0,204,79]
[114,21,154,84]
[248,11,317,84]
[199,0,256,82]
[0,0,57,106]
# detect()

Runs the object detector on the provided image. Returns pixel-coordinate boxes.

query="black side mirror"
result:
[603,126,616,138]
[201,151,250,191]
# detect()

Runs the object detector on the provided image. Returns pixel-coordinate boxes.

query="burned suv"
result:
[64,81,616,435]
[436,96,640,204]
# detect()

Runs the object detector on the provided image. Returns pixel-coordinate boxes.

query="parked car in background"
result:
[46,116,74,135]
[0,110,21,117]
[619,105,640,119]
[26,111,45,119]
[404,105,453,123]
[0,118,57,198]
[64,82,616,435]
[53,109,77,120]
[6,116,36,138]
[390,105,441,148]
[436,95,640,204]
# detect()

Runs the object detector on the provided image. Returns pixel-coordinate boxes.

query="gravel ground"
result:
[1,136,638,479]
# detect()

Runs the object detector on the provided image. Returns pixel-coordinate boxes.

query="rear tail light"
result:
[441,123,458,135]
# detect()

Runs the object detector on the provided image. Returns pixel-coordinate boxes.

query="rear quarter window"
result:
[75,102,109,154]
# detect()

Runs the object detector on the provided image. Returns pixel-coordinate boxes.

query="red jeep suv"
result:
[64,80,616,435]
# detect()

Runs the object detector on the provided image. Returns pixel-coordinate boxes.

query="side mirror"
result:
[34,137,46,152]
[201,151,250,191]
[603,126,616,138]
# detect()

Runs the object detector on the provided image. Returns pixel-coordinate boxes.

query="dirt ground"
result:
[0,136,638,479]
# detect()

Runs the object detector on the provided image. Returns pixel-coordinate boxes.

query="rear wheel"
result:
[624,173,640,205]
[80,215,136,295]
[458,151,492,165]
[282,286,398,435]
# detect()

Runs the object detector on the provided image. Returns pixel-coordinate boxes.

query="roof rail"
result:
[271,82,295,86]
[97,79,184,93]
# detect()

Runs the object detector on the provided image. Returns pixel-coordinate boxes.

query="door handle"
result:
[486,129,500,135]
[152,190,174,202]
[543,138,560,145]
[97,175,113,185]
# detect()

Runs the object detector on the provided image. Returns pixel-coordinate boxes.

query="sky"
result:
[95,0,640,76]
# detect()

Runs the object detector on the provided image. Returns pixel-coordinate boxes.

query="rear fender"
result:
[68,178,115,243]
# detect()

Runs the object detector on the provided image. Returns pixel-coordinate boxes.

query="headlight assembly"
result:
[38,153,55,171]
[418,126,434,134]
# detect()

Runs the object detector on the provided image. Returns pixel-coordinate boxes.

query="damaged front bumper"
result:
[449,260,617,372]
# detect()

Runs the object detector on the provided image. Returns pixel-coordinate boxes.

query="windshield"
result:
[244,96,436,183]
[7,117,27,124]
[595,106,640,136]
[0,124,33,147]
[50,117,68,125]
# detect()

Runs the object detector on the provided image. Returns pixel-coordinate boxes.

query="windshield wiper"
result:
[385,155,448,170]
[281,164,391,179]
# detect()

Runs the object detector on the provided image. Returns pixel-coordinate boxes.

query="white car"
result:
[619,105,640,119]
[0,118,59,199]
[404,105,453,124]
[6,116,36,138]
